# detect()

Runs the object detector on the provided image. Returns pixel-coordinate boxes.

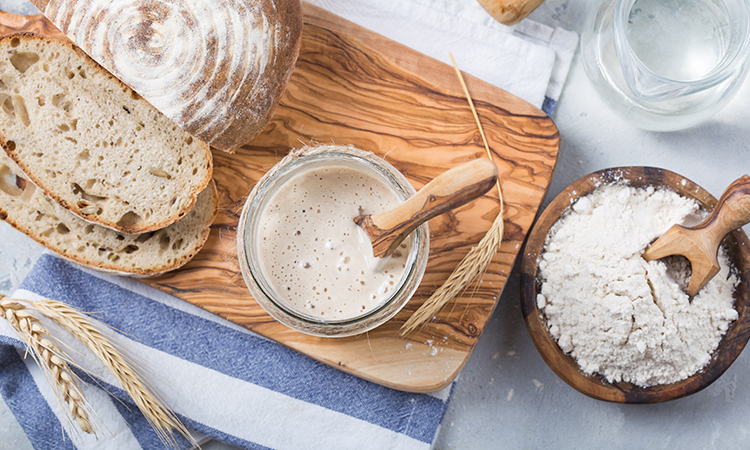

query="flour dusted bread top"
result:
[31,0,303,152]
[0,33,213,234]
[0,151,218,277]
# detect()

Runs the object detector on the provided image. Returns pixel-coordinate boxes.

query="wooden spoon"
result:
[643,175,750,296]
[354,158,498,258]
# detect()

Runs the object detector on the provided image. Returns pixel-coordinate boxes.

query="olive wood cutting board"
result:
[0,2,559,393]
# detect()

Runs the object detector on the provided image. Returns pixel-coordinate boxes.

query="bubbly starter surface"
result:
[256,164,411,320]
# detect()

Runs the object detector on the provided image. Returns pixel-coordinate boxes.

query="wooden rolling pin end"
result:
[475,0,546,25]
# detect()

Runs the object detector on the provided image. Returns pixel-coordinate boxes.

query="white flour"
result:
[537,183,738,386]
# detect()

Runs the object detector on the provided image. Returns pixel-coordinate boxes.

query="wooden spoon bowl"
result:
[521,167,750,403]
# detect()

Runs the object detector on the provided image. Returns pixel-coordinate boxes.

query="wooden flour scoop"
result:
[355,158,498,258]
[643,175,750,296]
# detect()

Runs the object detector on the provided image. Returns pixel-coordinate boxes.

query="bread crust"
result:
[0,32,213,234]
[31,0,304,153]
[0,151,218,277]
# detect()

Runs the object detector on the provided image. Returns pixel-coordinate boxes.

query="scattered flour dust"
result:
[537,183,738,387]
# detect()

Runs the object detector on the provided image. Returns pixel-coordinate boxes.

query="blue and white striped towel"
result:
[0,254,452,450]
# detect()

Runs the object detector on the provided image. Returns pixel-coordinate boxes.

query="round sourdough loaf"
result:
[0,33,213,234]
[30,0,304,153]
[0,151,218,277]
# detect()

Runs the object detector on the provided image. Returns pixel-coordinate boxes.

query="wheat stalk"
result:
[400,53,505,335]
[0,295,94,435]
[31,299,195,449]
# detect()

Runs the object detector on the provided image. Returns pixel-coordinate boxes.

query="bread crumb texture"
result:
[0,149,217,276]
[0,34,212,233]
[538,183,738,387]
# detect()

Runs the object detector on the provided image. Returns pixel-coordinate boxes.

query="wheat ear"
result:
[0,296,94,434]
[31,299,195,449]
[400,53,505,335]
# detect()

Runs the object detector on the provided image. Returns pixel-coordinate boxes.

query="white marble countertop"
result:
[1,1,749,449]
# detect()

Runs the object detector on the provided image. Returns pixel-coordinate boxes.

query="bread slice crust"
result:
[0,32,213,234]
[0,150,217,277]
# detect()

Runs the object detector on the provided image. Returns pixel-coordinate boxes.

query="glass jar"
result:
[237,147,429,337]
[581,0,750,131]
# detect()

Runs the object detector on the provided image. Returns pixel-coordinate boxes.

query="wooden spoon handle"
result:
[356,158,498,257]
[697,175,750,247]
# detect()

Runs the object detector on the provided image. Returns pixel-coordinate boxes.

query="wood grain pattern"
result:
[475,0,546,25]
[521,167,750,403]
[643,175,750,296]
[0,3,560,392]
[0,10,65,38]
[355,159,498,258]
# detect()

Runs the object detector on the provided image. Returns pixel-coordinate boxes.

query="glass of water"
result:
[581,0,750,131]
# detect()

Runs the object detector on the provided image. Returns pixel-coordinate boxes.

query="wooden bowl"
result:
[521,167,750,403]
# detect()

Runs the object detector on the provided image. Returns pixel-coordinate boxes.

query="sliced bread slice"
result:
[0,33,213,234]
[0,151,217,277]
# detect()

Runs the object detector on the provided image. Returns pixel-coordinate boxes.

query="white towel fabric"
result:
[307,0,578,115]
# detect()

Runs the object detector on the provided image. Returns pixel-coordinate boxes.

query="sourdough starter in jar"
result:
[256,164,411,319]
